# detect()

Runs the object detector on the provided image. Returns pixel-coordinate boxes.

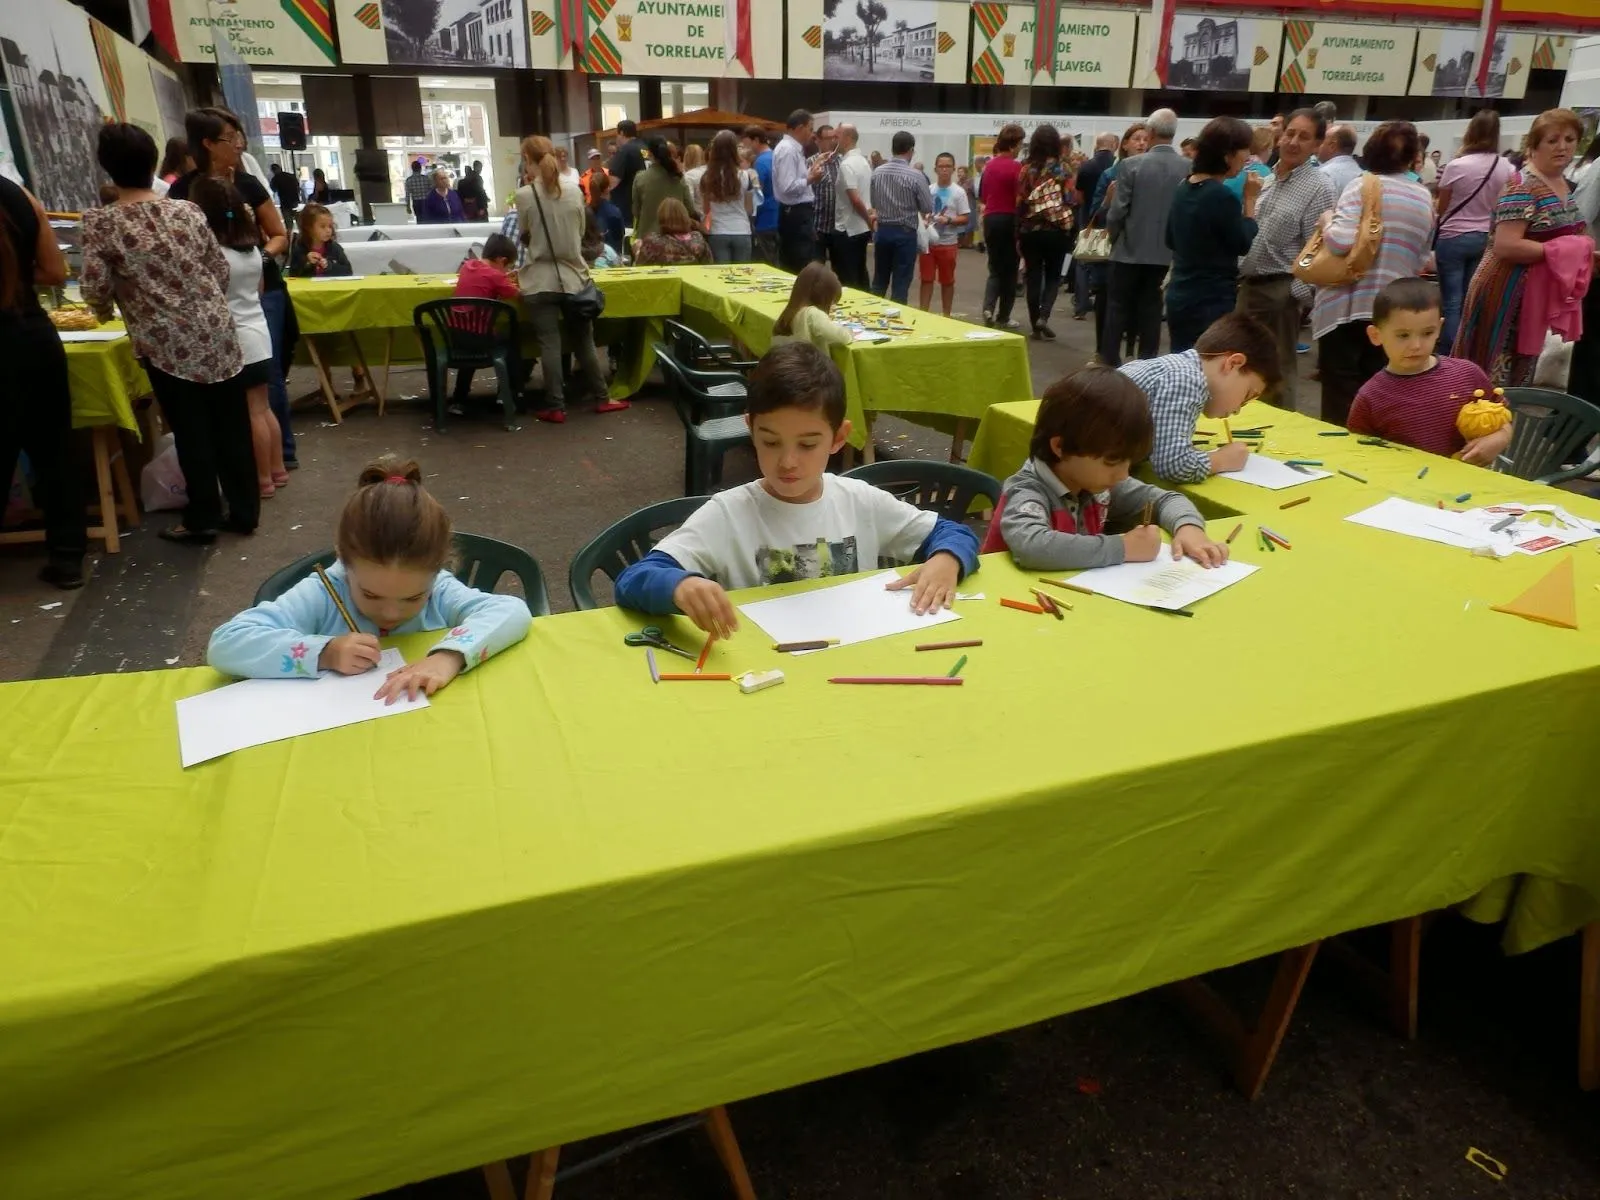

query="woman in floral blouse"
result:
[633,198,713,266]
[81,123,258,544]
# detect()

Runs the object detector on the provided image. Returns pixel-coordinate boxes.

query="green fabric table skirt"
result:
[63,324,146,434]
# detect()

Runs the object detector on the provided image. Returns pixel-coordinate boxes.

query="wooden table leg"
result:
[378,328,394,417]
[480,1161,516,1200]
[1581,921,1599,1091]
[949,418,970,464]
[703,1106,757,1200]
[860,414,877,465]
[1171,941,1321,1100]
[526,1146,560,1200]
[90,426,121,554]
[304,337,344,423]
[1323,916,1424,1040]
[347,333,378,413]
[109,430,141,534]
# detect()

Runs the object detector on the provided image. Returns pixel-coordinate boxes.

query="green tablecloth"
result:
[675,265,1035,450]
[4,462,1600,1198]
[63,325,146,434]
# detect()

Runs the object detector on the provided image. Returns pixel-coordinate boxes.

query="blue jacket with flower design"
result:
[206,560,531,679]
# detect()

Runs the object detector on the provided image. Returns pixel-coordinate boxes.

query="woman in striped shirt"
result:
[1310,121,1436,426]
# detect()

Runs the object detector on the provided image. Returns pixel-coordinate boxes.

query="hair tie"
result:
[225,209,234,218]
[385,475,409,484]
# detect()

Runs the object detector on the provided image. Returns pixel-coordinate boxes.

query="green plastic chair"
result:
[415,297,522,433]
[652,342,750,495]
[664,318,757,374]
[1494,388,1600,485]
[841,459,1002,521]
[251,533,551,616]
[568,496,712,610]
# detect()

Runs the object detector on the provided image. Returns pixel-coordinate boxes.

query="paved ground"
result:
[6,255,1596,1198]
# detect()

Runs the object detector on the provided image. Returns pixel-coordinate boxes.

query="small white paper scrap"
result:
[176,648,427,768]
[738,570,961,652]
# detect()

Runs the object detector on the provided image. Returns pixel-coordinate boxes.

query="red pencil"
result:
[828,677,965,686]
[1001,597,1046,614]
[659,673,732,681]
[694,635,713,674]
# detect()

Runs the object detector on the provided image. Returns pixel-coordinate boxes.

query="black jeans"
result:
[1102,261,1167,366]
[0,325,86,564]
[1317,319,1388,427]
[147,363,258,533]
[983,213,1018,323]
[1166,285,1239,354]
[778,202,816,272]
[1020,227,1069,330]
[830,229,871,290]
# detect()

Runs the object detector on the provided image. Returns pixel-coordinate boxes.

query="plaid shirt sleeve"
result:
[1126,357,1212,483]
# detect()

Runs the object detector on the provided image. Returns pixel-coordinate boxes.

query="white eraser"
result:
[737,669,785,694]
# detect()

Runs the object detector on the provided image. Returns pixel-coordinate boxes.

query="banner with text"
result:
[789,1,968,86]
[1278,20,1417,96]
[529,0,780,77]
[1133,13,1282,92]
[169,0,337,66]
[1131,0,1598,30]
[1409,28,1533,98]
[966,2,1135,88]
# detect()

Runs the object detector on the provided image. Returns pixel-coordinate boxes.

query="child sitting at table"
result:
[770,263,852,352]
[454,233,520,303]
[286,203,352,278]
[1348,277,1505,463]
[614,342,980,638]
[207,457,531,703]
[984,366,1228,570]
[1119,313,1280,483]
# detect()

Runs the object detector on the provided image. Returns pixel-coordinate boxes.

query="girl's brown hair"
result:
[1459,109,1501,155]
[190,175,259,251]
[774,262,842,336]
[993,123,1026,155]
[520,134,562,199]
[296,202,334,246]
[336,457,453,571]
[656,197,694,235]
[702,129,742,204]
[1030,366,1154,465]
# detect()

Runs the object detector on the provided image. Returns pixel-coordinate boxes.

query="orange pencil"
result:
[659,673,733,681]
[694,635,713,673]
[1001,597,1047,614]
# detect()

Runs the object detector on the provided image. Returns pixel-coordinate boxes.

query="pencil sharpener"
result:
[737,670,785,695]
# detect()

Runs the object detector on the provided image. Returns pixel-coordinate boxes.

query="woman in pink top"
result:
[979,123,1025,329]
[1434,109,1517,350]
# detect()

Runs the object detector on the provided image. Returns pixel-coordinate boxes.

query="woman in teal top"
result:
[1165,117,1261,353]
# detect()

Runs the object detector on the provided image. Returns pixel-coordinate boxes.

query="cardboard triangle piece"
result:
[1491,557,1578,630]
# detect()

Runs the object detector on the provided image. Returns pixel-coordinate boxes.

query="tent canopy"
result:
[587,108,783,146]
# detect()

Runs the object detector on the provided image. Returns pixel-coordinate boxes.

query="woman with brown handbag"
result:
[1307,122,1435,425]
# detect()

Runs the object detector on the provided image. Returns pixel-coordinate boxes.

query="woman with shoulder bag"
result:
[517,135,623,424]
[1016,124,1076,341]
[1308,121,1435,425]
[1434,110,1517,350]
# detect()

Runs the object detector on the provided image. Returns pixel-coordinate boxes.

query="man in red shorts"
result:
[918,152,971,317]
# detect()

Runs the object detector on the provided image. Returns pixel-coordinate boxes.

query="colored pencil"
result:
[829,676,964,686]
[1030,587,1065,619]
[1284,460,1322,467]
[659,673,733,681]
[1226,523,1243,544]
[772,639,840,652]
[1417,466,1429,479]
[1038,576,1095,596]
[646,647,660,684]
[1149,607,1195,617]
[916,639,983,651]
[1233,425,1273,432]
[1223,419,1232,443]
[1490,515,1516,532]
[315,564,359,633]
[947,655,968,678]
[1338,469,1367,483]
[1456,493,1472,503]
[1318,431,1350,436]
[694,636,713,673]
[1001,598,1047,614]
[1260,526,1293,550]
[1280,495,1311,509]
[1140,500,1154,526]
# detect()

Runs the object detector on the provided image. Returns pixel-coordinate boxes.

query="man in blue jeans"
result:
[870,131,931,304]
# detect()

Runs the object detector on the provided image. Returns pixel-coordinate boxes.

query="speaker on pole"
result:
[278,111,307,151]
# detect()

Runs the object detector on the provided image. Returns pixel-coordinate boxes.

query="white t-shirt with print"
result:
[655,476,937,590]
[930,183,970,246]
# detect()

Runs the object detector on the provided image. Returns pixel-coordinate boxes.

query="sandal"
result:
[535,408,567,424]
[158,525,217,546]
[260,484,276,499]
[593,399,631,414]
[271,471,290,487]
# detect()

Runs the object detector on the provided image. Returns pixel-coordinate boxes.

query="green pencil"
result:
[947,654,968,678]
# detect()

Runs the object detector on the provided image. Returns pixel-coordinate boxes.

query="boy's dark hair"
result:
[1194,313,1282,388]
[747,342,846,430]
[1372,277,1441,324]
[481,232,518,263]
[96,122,157,189]
[1030,367,1154,465]
[891,130,915,156]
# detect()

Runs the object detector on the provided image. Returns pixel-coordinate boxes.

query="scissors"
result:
[624,626,696,660]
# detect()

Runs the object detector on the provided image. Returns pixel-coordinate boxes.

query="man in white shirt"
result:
[831,123,874,290]
[1319,124,1362,201]
[771,108,831,272]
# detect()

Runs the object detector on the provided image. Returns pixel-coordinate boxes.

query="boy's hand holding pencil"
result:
[673,577,740,640]
[1209,440,1250,473]
[1122,523,1162,562]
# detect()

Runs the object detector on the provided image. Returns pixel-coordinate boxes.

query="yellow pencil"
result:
[1223,419,1233,444]
[315,564,359,633]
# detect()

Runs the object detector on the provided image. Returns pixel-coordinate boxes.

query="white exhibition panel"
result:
[339,238,485,276]
[345,223,503,243]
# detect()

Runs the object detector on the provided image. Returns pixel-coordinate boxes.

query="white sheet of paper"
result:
[301,274,366,281]
[737,570,961,652]
[1218,454,1332,490]
[1345,498,1600,557]
[176,648,428,768]
[1066,557,1260,611]
[57,330,127,343]
[964,331,1005,340]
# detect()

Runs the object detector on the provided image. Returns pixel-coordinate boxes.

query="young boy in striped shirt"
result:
[1347,278,1505,464]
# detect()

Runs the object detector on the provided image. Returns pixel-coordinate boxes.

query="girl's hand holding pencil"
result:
[320,632,382,675]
